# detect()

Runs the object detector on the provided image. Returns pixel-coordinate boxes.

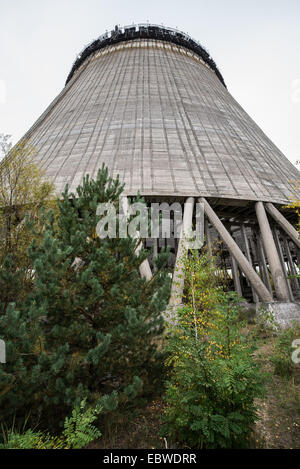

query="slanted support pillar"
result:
[265,203,300,249]
[231,255,242,296]
[272,229,294,301]
[227,224,242,297]
[200,197,273,303]
[205,218,212,257]
[169,197,194,306]
[121,196,153,281]
[152,238,158,273]
[283,235,299,291]
[241,225,259,303]
[257,232,272,293]
[0,339,6,363]
[255,201,289,301]
[135,240,153,281]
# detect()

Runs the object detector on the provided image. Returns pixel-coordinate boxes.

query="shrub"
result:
[270,323,300,377]
[162,251,265,449]
[0,166,170,430]
[0,400,101,449]
[0,135,56,304]
[255,306,279,334]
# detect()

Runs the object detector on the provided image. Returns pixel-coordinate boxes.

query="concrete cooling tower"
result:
[21,24,300,323]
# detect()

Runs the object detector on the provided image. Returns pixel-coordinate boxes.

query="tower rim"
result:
[65,23,226,87]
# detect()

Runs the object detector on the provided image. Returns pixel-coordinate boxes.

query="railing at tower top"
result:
[65,23,226,88]
[77,23,209,57]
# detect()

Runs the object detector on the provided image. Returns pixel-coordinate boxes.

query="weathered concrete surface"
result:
[255,202,290,302]
[162,305,180,328]
[200,197,273,303]
[257,302,300,329]
[22,37,300,203]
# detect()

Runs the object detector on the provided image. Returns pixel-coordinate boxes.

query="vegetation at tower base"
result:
[0,165,171,432]
[270,323,300,377]
[162,251,265,449]
[287,168,300,232]
[0,399,102,449]
[0,134,56,305]
[269,187,300,378]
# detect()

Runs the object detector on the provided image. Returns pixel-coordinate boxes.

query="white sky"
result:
[0,0,299,165]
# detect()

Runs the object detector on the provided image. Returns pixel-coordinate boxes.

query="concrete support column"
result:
[200,197,273,302]
[135,240,153,281]
[255,201,289,301]
[121,196,153,281]
[272,229,294,301]
[169,197,194,307]
[231,255,242,296]
[296,249,300,267]
[152,238,158,273]
[241,225,259,303]
[227,224,242,297]
[205,218,212,257]
[283,235,299,291]
[257,232,272,293]
[265,203,300,249]
[251,233,264,278]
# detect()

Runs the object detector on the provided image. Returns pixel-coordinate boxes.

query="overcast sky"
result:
[0,0,299,165]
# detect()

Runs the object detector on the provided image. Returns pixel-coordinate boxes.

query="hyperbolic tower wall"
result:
[21,24,300,321]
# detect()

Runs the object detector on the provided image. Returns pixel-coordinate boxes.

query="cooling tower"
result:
[21,24,300,320]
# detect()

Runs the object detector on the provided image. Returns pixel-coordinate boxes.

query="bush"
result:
[0,400,101,449]
[0,135,56,304]
[162,252,265,449]
[0,166,170,430]
[270,323,300,377]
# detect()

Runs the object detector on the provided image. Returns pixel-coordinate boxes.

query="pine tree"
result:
[0,166,170,429]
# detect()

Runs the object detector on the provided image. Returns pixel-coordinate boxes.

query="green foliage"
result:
[0,429,59,449]
[0,165,170,430]
[270,323,300,377]
[0,400,101,449]
[162,251,265,449]
[255,306,279,333]
[0,135,56,305]
[62,399,102,449]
